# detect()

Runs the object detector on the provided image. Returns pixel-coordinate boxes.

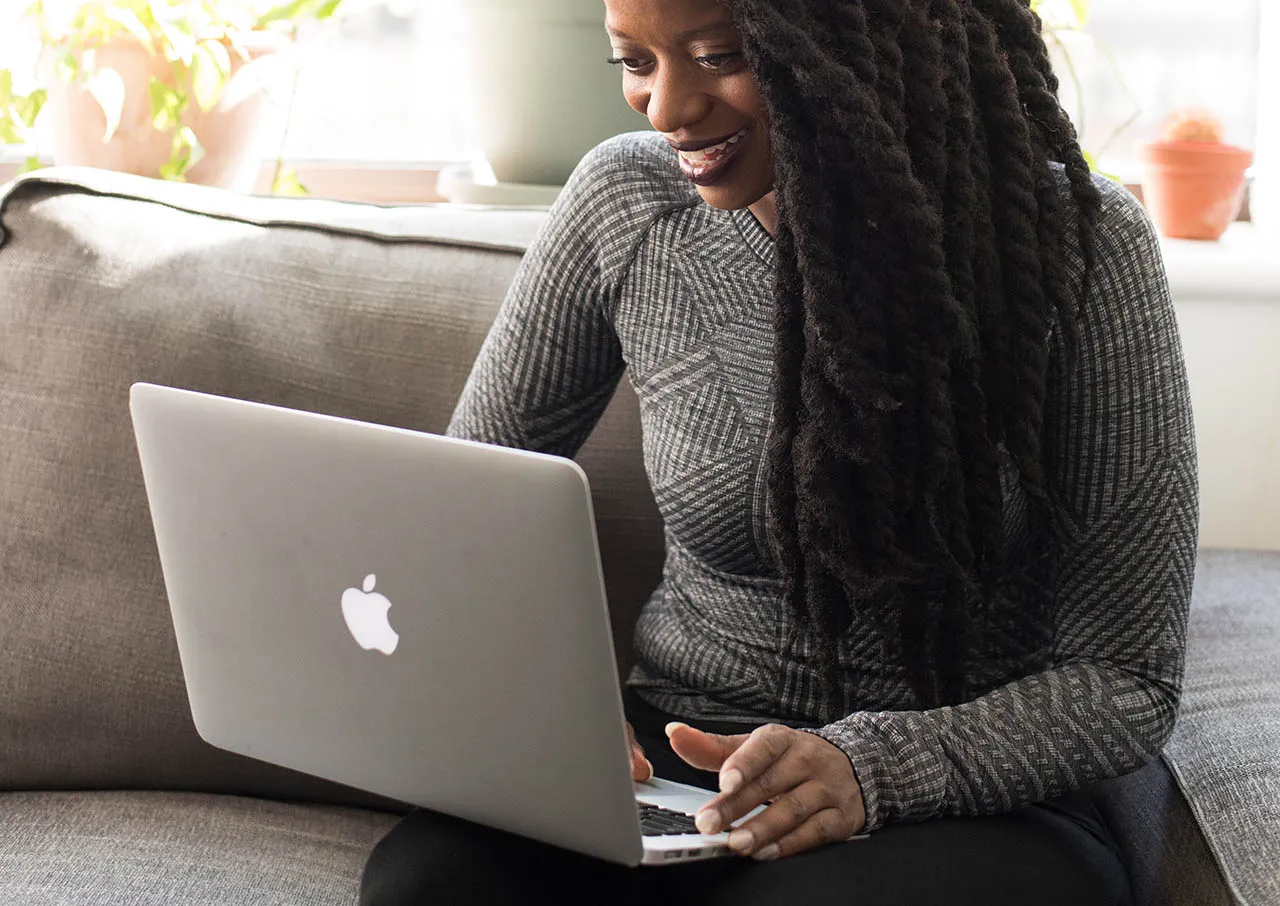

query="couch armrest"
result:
[1161,548,1280,906]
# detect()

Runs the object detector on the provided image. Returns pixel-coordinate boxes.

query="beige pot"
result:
[41,30,289,191]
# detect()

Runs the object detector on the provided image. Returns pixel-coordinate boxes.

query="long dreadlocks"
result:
[727,0,1101,719]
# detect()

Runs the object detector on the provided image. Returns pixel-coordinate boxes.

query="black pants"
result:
[361,688,1133,906]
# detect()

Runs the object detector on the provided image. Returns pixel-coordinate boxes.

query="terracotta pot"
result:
[41,30,290,191]
[1139,140,1254,241]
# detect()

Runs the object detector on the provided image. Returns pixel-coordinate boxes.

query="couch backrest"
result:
[0,168,664,809]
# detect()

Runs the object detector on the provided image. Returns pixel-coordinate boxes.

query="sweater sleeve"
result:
[445,144,627,456]
[807,185,1200,832]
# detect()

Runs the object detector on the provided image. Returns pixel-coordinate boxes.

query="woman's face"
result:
[603,0,774,215]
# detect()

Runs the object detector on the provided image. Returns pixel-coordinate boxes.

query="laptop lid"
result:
[129,382,646,866]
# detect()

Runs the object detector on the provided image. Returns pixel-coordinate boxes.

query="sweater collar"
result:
[730,206,775,268]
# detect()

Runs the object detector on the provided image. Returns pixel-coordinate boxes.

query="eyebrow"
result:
[605,21,736,43]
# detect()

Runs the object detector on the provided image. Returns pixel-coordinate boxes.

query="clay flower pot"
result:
[1139,140,1253,241]
[40,30,289,192]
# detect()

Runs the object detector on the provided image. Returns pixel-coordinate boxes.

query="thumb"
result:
[665,722,751,772]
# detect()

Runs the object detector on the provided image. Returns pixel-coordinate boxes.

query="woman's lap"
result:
[360,690,1133,906]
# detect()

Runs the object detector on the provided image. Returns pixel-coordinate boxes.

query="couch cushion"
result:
[0,168,663,802]
[1089,756,1233,906]
[0,790,398,906]
[1160,548,1280,906]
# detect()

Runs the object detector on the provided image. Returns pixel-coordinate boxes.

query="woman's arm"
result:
[807,184,1200,832]
[446,144,629,456]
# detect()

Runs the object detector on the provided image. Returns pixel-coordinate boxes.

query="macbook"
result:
[129,382,768,866]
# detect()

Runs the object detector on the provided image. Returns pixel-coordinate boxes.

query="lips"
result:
[674,127,750,186]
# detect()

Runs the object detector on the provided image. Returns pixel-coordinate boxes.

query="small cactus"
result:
[1158,108,1226,145]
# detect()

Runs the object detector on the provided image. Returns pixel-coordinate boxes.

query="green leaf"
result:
[55,50,80,83]
[0,71,12,108]
[179,125,205,168]
[0,120,21,144]
[271,163,309,196]
[190,40,230,112]
[14,89,47,129]
[104,7,156,52]
[1069,0,1091,27]
[149,77,186,132]
[314,0,343,20]
[160,126,203,181]
[86,67,126,142]
[255,0,314,27]
[154,14,197,66]
[19,154,43,174]
[158,159,184,180]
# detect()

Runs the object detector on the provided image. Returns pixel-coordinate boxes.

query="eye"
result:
[606,56,650,74]
[697,52,744,70]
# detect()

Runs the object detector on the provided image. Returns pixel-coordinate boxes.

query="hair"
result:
[725,0,1102,719]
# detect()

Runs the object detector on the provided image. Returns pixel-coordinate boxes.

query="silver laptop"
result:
[129,381,766,866]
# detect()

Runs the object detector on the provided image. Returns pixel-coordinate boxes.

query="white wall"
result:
[1164,226,1280,551]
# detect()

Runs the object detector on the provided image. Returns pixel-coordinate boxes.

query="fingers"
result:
[627,721,653,782]
[694,727,810,835]
[723,781,833,858]
[665,722,752,772]
[716,724,795,799]
[737,805,852,862]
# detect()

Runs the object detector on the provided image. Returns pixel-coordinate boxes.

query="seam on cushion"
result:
[0,172,538,254]
[1159,750,1251,906]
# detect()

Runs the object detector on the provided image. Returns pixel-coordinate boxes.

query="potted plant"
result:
[455,0,650,193]
[1140,109,1253,241]
[0,0,345,194]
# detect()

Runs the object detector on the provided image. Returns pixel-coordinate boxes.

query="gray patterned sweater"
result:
[446,131,1200,832]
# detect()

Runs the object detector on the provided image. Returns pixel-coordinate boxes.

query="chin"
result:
[695,183,768,212]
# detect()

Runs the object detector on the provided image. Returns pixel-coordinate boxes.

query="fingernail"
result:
[727,829,754,853]
[752,843,780,861]
[643,758,654,781]
[695,808,721,835]
[720,768,743,794]
[665,721,689,738]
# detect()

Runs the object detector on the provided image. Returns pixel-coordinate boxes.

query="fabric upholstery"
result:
[1090,757,1233,906]
[0,790,397,905]
[0,168,661,804]
[1161,548,1280,905]
[1,167,1272,906]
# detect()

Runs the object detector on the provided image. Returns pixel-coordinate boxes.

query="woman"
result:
[361,0,1197,902]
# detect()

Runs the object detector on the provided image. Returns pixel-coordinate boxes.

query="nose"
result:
[640,63,712,137]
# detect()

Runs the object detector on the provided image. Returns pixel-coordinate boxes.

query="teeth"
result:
[679,130,745,166]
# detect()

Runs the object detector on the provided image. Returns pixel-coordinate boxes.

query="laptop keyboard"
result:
[637,801,702,836]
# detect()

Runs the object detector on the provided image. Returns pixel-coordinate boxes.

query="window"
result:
[3,0,1269,196]
[0,0,481,174]
[282,0,478,165]
[1046,0,1261,180]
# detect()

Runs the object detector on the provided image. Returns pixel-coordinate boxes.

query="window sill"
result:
[0,158,451,205]
[1161,223,1280,303]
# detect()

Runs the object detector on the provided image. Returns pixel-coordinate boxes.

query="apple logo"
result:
[341,573,399,655]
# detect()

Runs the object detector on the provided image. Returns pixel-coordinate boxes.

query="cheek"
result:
[622,81,645,116]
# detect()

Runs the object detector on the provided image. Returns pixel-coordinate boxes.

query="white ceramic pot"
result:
[461,0,651,187]
[41,30,289,191]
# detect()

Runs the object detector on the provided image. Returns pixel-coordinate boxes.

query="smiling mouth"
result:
[676,128,749,185]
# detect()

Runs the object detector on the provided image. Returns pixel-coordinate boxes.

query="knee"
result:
[360,809,507,906]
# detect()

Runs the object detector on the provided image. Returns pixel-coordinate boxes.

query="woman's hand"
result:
[628,721,654,782]
[667,722,865,860]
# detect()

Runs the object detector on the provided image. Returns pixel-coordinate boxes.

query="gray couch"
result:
[0,167,1275,905]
